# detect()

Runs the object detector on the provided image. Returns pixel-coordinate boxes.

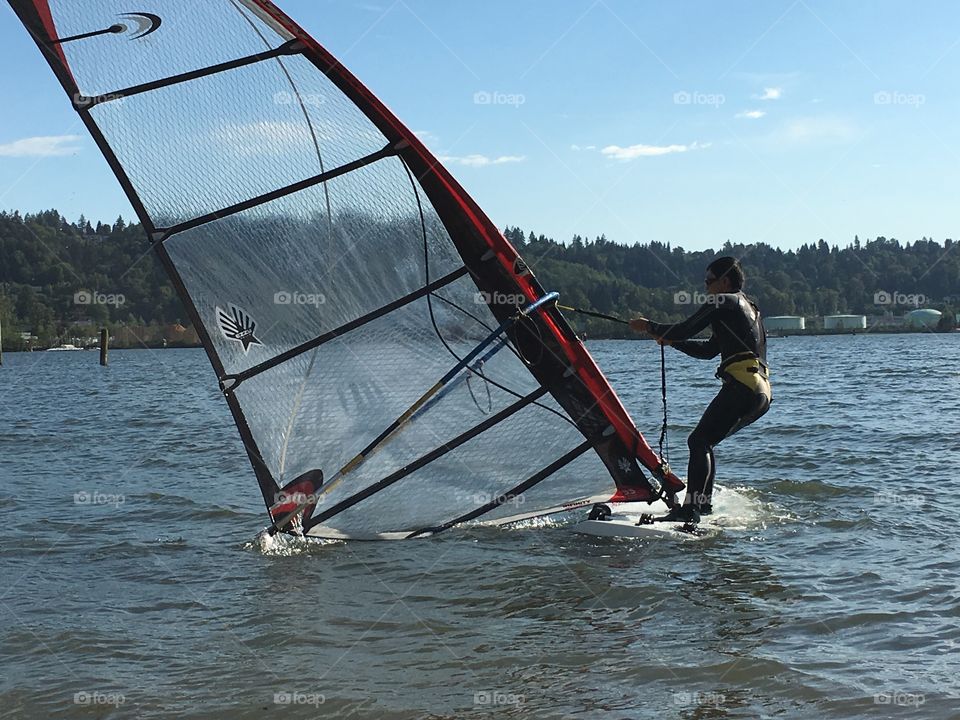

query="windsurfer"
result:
[630,257,771,524]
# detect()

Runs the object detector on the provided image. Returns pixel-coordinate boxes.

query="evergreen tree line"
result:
[0,210,180,348]
[0,209,956,348]
[504,227,959,336]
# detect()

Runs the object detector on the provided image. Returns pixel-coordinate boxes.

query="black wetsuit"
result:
[648,293,771,510]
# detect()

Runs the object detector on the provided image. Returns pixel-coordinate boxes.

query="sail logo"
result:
[216,304,263,354]
[52,13,162,45]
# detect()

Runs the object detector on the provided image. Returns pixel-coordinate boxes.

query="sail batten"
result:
[305,386,552,530]
[223,266,471,390]
[155,141,402,240]
[76,38,304,109]
[404,439,595,539]
[11,0,684,538]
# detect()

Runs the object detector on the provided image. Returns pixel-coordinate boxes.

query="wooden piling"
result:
[99,328,108,366]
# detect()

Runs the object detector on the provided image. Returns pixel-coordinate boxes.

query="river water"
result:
[1,334,958,719]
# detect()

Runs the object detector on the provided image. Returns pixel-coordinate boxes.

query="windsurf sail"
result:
[11,0,684,538]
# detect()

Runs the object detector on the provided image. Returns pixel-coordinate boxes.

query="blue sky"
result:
[1,0,958,251]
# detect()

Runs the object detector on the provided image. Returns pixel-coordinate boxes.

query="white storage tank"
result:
[765,316,805,331]
[823,314,867,330]
[906,308,942,328]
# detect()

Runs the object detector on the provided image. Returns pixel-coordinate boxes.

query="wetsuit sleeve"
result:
[671,336,720,359]
[647,302,715,342]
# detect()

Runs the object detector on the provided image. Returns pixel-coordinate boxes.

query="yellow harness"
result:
[718,352,771,396]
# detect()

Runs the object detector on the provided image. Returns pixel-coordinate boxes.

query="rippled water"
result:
[1,334,958,719]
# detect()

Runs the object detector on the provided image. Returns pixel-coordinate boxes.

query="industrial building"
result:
[823,315,867,330]
[765,316,806,332]
[906,309,942,329]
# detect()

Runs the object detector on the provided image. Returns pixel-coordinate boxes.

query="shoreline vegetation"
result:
[1,210,957,351]
[8,325,953,356]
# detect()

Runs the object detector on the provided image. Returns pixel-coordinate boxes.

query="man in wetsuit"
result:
[629,257,771,524]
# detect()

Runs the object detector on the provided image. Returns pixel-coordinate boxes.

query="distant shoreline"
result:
[6,327,955,354]
[579,327,954,340]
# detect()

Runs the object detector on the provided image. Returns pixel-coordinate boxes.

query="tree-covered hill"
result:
[0,210,183,348]
[506,227,958,336]
[0,209,956,348]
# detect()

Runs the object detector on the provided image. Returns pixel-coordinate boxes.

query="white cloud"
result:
[439,154,525,167]
[758,87,783,100]
[765,116,858,146]
[736,110,766,119]
[0,135,82,157]
[414,130,441,149]
[600,141,708,161]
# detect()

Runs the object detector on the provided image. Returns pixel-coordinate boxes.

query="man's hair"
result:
[707,256,745,291]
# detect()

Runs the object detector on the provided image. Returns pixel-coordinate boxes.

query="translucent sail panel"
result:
[89,54,392,224]
[163,159,468,375]
[476,394,614,522]
[12,0,662,532]
[46,0,293,98]
[319,401,611,535]
[478,451,614,524]
[231,293,552,494]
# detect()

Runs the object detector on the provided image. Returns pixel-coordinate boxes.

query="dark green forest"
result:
[504,227,959,336]
[0,209,957,349]
[0,210,182,349]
